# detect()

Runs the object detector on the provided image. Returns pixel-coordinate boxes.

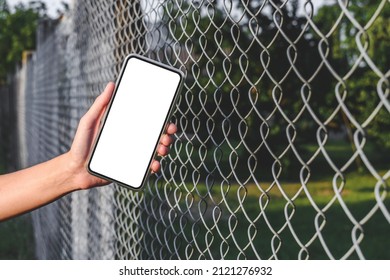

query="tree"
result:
[0,0,47,84]
[161,0,389,180]
[314,1,390,150]
[162,0,325,179]
[0,0,9,18]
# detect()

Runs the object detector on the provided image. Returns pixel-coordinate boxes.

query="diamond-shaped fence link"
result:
[1,0,389,259]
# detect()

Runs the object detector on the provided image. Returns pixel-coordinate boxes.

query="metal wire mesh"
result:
[2,0,389,259]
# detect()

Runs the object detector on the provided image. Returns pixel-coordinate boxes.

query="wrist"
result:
[62,150,108,190]
[60,151,84,192]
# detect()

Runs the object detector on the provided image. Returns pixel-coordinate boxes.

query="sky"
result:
[6,0,71,17]
[6,0,332,19]
[6,0,333,17]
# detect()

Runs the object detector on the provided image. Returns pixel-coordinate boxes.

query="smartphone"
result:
[87,54,184,190]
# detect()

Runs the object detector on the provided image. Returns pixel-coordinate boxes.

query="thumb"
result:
[83,82,115,125]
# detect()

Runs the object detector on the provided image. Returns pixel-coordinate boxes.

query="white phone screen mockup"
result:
[87,54,183,190]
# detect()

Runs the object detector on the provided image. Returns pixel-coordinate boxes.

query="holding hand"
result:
[67,82,177,189]
[0,82,177,221]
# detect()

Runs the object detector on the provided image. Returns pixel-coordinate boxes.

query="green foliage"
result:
[314,1,390,149]
[164,0,389,178]
[0,0,47,84]
[166,1,331,178]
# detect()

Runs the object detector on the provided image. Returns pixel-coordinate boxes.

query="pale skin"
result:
[0,82,177,221]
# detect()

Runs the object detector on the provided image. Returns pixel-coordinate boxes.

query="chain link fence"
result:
[1,0,389,259]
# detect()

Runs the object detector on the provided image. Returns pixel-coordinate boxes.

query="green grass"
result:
[0,138,387,259]
[159,139,390,259]
[163,170,390,259]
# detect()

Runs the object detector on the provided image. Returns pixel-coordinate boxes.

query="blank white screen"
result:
[89,56,181,188]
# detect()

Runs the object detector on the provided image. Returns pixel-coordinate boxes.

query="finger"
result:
[150,160,161,173]
[84,82,115,123]
[166,123,178,135]
[157,144,169,156]
[160,134,173,146]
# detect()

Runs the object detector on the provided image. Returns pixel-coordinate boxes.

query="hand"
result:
[66,82,177,190]
[0,82,178,221]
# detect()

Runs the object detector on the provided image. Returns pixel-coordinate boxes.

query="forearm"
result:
[0,152,79,221]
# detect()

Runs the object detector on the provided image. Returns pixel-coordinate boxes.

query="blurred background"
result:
[0,0,69,259]
[0,0,389,259]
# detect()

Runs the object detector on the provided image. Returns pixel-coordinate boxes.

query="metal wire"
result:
[1,0,389,259]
